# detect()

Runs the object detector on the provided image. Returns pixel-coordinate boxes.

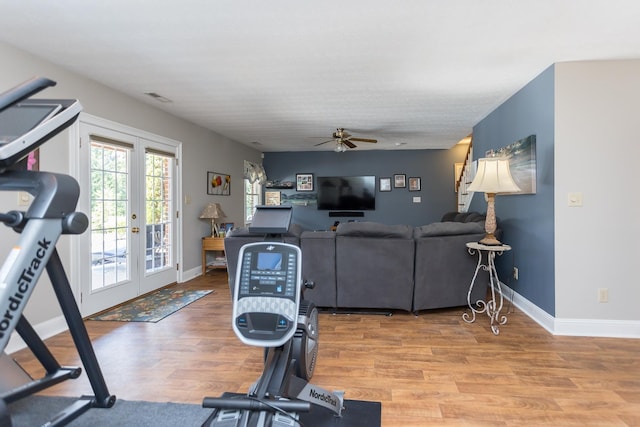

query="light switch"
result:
[568,192,583,207]
[413,196,421,203]
[17,192,31,206]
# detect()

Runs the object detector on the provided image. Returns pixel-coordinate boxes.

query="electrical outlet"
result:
[598,288,609,303]
[512,267,519,280]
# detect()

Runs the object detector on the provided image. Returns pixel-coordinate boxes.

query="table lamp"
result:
[467,157,520,245]
[200,203,226,237]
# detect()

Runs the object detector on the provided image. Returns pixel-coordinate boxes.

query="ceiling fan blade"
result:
[314,139,335,146]
[343,140,357,149]
[350,137,377,143]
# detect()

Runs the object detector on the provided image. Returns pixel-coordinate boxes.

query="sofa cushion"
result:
[414,221,485,238]
[335,221,413,239]
[440,211,459,222]
[464,212,486,223]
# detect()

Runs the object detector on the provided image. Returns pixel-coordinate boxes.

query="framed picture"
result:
[394,174,406,188]
[265,191,281,206]
[207,171,231,195]
[379,177,391,192]
[409,177,421,191]
[494,134,537,195]
[296,173,314,192]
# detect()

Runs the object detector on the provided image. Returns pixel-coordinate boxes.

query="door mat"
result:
[88,288,213,323]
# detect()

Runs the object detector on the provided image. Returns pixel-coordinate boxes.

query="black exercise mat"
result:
[211,392,381,427]
[7,395,211,427]
[8,394,381,426]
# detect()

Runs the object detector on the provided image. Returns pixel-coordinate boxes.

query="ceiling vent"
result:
[144,92,172,103]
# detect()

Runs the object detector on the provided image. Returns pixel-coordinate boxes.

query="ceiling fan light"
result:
[334,143,347,153]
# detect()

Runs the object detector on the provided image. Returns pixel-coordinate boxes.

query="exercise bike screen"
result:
[240,251,296,298]
[247,252,288,296]
[256,252,282,270]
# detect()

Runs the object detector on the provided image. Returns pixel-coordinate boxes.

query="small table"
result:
[202,236,226,275]
[462,241,511,335]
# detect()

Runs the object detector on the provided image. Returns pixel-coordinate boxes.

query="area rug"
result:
[88,288,213,323]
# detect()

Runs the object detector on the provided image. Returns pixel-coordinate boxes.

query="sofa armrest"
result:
[300,231,337,308]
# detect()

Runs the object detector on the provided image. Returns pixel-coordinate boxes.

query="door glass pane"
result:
[145,151,172,272]
[91,141,130,289]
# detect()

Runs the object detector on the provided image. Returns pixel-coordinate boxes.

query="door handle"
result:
[132,227,140,233]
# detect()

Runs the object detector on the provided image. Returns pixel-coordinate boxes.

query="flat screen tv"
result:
[316,176,376,210]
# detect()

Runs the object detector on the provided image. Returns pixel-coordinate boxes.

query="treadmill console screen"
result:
[0,104,61,145]
[0,97,81,170]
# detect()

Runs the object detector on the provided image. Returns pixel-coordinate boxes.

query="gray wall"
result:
[0,41,262,326]
[263,147,468,230]
[470,65,556,315]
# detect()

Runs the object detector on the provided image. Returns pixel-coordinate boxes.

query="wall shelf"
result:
[265,180,294,189]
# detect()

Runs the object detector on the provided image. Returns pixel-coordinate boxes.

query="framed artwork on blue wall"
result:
[494,134,536,195]
[296,173,314,191]
[379,177,391,192]
[394,174,406,188]
[408,177,421,191]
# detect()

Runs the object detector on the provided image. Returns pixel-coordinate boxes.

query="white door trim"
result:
[68,113,183,316]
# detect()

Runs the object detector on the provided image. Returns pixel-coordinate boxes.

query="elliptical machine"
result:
[202,206,344,427]
[0,78,115,426]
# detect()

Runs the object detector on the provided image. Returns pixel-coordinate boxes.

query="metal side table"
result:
[462,242,511,335]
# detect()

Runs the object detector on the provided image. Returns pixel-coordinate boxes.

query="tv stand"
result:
[329,211,364,217]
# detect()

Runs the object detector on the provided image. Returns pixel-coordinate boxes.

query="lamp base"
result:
[478,233,503,246]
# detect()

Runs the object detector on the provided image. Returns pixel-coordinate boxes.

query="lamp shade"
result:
[199,203,226,219]
[467,157,521,194]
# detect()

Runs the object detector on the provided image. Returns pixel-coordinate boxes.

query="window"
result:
[90,139,130,288]
[244,178,261,225]
[243,160,266,225]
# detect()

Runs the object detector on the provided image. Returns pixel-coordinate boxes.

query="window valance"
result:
[244,161,267,184]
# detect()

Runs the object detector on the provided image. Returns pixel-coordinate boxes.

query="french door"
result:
[73,115,180,316]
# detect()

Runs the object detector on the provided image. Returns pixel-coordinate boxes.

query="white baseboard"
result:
[502,284,640,339]
[180,266,203,283]
[5,315,69,354]
[6,266,215,354]
[553,318,640,338]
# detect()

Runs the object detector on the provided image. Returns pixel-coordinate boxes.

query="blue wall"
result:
[263,148,466,231]
[471,65,556,315]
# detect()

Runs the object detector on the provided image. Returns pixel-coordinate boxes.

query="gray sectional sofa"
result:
[222,212,494,313]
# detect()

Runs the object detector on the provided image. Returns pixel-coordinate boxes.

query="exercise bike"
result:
[0,77,115,426]
[202,206,344,427]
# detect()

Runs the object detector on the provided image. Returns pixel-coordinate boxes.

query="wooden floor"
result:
[11,270,640,426]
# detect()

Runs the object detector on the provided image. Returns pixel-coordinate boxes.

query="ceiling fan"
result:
[314,128,377,152]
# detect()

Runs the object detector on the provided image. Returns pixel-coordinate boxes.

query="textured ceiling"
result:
[1,1,640,152]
